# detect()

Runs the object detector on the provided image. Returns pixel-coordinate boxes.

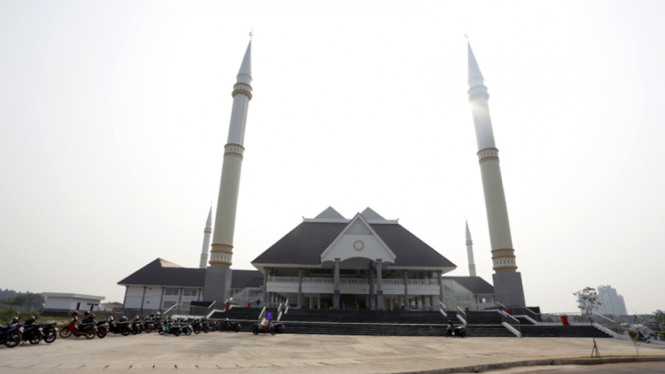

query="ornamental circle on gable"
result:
[353,240,365,251]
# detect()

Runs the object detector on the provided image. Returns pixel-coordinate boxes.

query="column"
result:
[309,295,314,309]
[376,259,384,310]
[317,294,321,310]
[297,269,303,308]
[159,287,165,311]
[403,270,410,310]
[368,262,375,310]
[263,268,269,307]
[438,272,444,307]
[333,258,340,310]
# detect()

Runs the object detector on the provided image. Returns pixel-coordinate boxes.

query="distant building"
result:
[42,293,105,312]
[595,285,627,316]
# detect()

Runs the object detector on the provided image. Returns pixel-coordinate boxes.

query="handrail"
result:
[456,305,466,318]
[502,310,520,324]
[592,311,616,324]
[439,309,448,318]
[163,302,182,315]
[495,302,508,310]
[439,301,447,310]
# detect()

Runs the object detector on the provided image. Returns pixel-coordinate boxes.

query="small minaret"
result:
[465,220,477,277]
[467,41,526,306]
[199,206,213,269]
[203,39,253,302]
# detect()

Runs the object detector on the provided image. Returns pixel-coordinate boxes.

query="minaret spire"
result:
[203,39,253,302]
[465,220,477,277]
[199,206,213,269]
[467,40,526,306]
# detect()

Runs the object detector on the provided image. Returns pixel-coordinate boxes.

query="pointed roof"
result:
[237,41,252,84]
[252,220,456,270]
[361,207,385,221]
[468,42,484,88]
[465,220,472,240]
[205,206,213,228]
[315,206,346,220]
[320,213,396,264]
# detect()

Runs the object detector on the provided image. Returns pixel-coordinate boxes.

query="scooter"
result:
[21,316,45,344]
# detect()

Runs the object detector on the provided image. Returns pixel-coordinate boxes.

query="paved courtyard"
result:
[1,333,664,373]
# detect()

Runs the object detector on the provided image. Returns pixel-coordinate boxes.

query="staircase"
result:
[521,325,614,338]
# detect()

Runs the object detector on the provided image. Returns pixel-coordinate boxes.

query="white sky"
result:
[1,0,663,314]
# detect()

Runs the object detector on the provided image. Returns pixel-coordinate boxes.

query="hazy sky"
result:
[1,0,663,314]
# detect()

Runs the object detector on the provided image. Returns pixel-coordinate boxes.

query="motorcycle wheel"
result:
[4,331,22,348]
[121,328,130,336]
[29,333,41,345]
[277,325,285,333]
[145,325,152,333]
[85,329,95,339]
[44,330,57,344]
[193,326,201,334]
[131,327,138,335]
[172,329,181,337]
[60,328,72,338]
[234,325,240,333]
[252,325,260,335]
[97,327,107,339]
[158,327,165,335]
[269,326,275,335]
[184,327,192,336]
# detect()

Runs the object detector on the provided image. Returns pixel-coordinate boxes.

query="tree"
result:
[3,295,27,307]
[25,293,45,308]
[574,287,602,358]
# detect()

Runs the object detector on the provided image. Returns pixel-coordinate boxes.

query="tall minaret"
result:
[467,41,526,306]
[465,220,477,277]
[203,39,253,302]
[199,206,213,269]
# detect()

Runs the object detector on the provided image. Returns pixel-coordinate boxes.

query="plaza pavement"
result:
[0,333,664,373]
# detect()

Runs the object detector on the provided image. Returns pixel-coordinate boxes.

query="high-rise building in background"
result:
[595,285,627,316]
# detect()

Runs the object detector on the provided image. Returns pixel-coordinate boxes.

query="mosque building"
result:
[118,37,528,313]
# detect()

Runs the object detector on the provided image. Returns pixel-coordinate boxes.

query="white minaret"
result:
[465,220,477,277]
[203,39,253,302]
[199,206,213,269]
[467,41,526,306]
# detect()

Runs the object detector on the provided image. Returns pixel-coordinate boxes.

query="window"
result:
[183,289,198,297]
[164,288,179,296]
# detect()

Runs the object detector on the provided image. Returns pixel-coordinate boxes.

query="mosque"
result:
[119,38,527,314]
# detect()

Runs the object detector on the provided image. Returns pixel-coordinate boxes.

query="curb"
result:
[400,356,665,374]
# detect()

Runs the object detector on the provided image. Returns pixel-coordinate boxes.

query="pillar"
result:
[376,259,384,310]
[297,269,303,308]
[368,262,375,310]
[333,258,340,310]
[403,270,410,310]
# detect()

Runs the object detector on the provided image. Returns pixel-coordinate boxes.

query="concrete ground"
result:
[0,333,664,373]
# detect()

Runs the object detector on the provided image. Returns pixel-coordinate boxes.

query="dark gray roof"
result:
[442,276,494,295]
[252,222,456,268]
[118,258,205,287]
[118,259,263,289]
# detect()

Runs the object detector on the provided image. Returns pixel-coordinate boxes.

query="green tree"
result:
[3,295,27,307]
[574,287,602,358]
[25,293,45,308]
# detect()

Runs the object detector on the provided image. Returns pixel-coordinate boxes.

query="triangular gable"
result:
[320,213,396,264]
[315,206,346,220]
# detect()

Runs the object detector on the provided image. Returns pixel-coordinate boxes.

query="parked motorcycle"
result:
[220,318,241,333]
[0,317,23,348]
[252,318,277,335]
[202,319,216,333]
[21,316,46,344]
[446,321,466,337]
[60,314,97,339]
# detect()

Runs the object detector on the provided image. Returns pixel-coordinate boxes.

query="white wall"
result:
[44,296,103,311]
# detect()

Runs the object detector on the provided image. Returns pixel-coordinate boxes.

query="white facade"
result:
[42,293,105,311]
[122,285,203,311]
